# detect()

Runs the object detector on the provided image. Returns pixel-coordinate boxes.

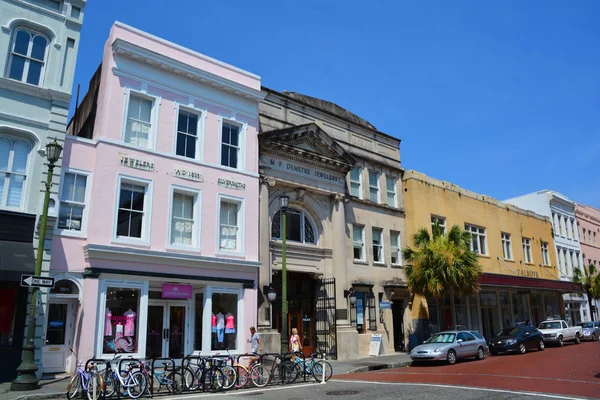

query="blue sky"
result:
[72,0,600,207]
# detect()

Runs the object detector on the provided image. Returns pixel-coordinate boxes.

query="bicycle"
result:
[290,352,333,383]
[139,359,184,395]
[242,352,271,388]
[102,354,147,399]
[66,360,105,400]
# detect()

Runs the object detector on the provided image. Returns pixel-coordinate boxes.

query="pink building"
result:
[575,203,600,320]
[43,22,263,373]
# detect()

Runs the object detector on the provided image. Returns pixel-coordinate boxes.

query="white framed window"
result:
[522,237,532,263]
[372,227,384,264]
[390,230,401,266]
[368,171,379,203]
[349,167,362,198]
[271,208,317,245]
[0,136,31,209]
[572,251,579,272]
[560,215,566,237]
[114,176,152,243]
[465,224,487,255]
[353,225,365,261]
[541,241,550,266]
[168,186,201,249]
[582,228,587,243]
[175,107,201,160]
[218,195,244,253]
[7,28,48,86]
[501,232,512,260]
[219,118,244,170]
[431,215,446,234]
[58,170,90,233]
[386,176,397,207]
[123,90,158,148]
[594,232,597,246]
[566,219,572,239]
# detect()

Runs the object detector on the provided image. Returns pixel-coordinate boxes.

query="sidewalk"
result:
[0,376,69,400]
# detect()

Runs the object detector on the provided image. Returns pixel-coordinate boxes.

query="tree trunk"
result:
[588,293,596,322]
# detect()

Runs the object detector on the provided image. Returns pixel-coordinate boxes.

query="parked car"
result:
[488,326,544,355]
[410,330,489,365]
[538,320,582,346]
[577,322,600,341]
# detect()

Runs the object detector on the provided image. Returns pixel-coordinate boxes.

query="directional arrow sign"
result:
[20,275,55,289]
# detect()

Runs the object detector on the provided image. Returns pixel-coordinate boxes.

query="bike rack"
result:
[83,358,107,400]
[259,353,285,385]
[284,351,308,382]
[115,357,141,400]
[148,357,176,398]
[181,354,208,392]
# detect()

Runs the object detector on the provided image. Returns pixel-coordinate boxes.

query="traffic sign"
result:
[20,275,55,288]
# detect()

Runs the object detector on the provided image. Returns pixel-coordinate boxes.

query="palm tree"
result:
[402,224,482,298]
[572,264,600,322]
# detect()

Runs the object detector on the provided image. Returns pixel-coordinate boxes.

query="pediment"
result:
[259,123,355,172]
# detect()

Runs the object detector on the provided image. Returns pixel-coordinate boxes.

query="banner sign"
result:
[162,284,192,299]
[369,334,383,356]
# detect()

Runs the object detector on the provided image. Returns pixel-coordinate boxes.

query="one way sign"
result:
[20,275,55,289]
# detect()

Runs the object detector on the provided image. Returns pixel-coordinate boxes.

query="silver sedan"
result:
[410,330,489,365]
[578,322,600,341]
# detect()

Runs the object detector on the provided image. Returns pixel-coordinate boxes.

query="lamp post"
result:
[11,139,62,391]
[279,194,289,353]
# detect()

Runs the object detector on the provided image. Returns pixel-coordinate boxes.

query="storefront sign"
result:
[173,167,203,182]
[260,155,344,185]
[217,178,246,191]
[162,284,193,299]
[517,269,539,278]
[119,154,154,172]
[379,301,391,309]
[369,334,383,356]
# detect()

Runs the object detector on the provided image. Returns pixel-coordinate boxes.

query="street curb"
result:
[2,392,63,400]
[347,361,412,374]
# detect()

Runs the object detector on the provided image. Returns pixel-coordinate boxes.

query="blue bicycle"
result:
[289,352,333,383]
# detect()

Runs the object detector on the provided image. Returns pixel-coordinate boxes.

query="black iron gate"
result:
[315,277,337,360]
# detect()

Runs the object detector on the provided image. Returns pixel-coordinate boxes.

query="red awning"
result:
[480,273,583,293]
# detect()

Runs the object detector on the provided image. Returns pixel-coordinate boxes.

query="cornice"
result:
[0,77,71,104]
[261,147,350,174]
[112,39,264,102]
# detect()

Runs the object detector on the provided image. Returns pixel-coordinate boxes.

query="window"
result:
[465,224,487,255]
[35,0,62,11]
[7,29,47,86]
[221,121,240,169]
[103,287,141,354]
[566,219,573,239]
[372,227,384,263]
[501,232,512,260]
[572,251,579,271]
[560,216,566,237]
[582,228,587,243]
[390,230,401,265]
[431,215,446,235]
[170,190,198,247]
[175,110,199,159]
[271,208,316,245]
[58,172,88,231]
[522,237,532,263]
[219,199,241,252]
[0,136,31,208]
[116,181,148,240]
[386,176,397,207]
[212,291,239,351]
[349,167,362,198]
[594,232,598,246]
[353,225,365,261]
[71,5,81,18]
[368,171,379,203]
[124,93,153,147]
[541,241,550,266]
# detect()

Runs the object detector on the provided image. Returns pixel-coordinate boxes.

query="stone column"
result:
[331,194,358,360]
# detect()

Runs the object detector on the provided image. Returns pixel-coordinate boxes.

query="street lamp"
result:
[279,194,289,353]
[264,285,277,303]
[11,139,62,391]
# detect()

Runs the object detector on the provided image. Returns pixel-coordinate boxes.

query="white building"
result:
[505,190,589,324]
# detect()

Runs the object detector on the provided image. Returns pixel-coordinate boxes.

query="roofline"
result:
[113,21,261,81]
[261,86,401,144]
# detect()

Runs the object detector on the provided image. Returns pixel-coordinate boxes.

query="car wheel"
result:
[476,346,485,360]
[538,340,545,351]
[574,333,581,344]
[446,349,457,365]
[558,336,564,347]
[593,333,597,341]
[518,343,526,354]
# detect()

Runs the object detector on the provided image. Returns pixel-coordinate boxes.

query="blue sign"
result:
[379,301,391,309]
[49,321,64,328]
[356,299,364,325]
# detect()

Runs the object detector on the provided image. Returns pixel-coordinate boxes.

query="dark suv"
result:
[489,326,545,355]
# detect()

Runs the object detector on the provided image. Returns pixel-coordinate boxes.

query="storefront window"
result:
[194,293,203,351]
[442,292,453,331]
[0,288,17,346]
[103,288,140,354]
[544,294,561,320]
[212,292,237,351]
[426,297,439,336]
[530,293,543,326]
[453,295,468,330]
[499,291,511,329]
[511,293,530,326]
[468,296,480,332]
[480,291,499,339]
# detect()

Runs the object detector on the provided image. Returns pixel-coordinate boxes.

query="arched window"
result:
[271,208,317,244]
[7,28,48,86]
[0,136,31,208]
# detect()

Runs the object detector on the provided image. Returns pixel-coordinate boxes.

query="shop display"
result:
[211,293,238,350]
[103,288,140,354]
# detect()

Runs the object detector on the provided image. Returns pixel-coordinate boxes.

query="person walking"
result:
[289,328,302,355]
[247,326,262,367]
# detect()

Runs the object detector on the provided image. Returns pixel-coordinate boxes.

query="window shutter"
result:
[368,296,377,331]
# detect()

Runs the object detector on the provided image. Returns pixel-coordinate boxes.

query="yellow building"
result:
[403,171,581,341]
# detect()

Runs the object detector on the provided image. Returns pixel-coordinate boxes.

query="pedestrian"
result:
[289,327,302,358]
[247,326,262,367]
[526,319,532,327]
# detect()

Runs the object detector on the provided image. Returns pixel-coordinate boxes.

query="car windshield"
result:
[497,327,521,336]
[578,322,594,328]
[427,333,456,344]
[539,322,561,329]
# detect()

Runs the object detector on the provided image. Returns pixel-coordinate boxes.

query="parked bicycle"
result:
[139,359,184,395]
[289,352,333,383]
[66,360,104,400]
[101,354,147,399]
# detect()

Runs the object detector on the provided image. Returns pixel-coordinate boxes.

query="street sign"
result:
[20,275,55,288]
[379,301,391,309]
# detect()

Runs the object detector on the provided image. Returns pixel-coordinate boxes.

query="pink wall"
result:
[576,203,600,267]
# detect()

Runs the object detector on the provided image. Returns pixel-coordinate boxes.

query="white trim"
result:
[368,170,380,204]
[385,175,397,208]
[172,101,206,162]
[209,285,243,353]
[111,174,153,245]
[54,167,92,238]
[352,224,365,262]
[372,226,384,265]
[464,223,488,256]
[217,116,246,172]
[349,166,362,199]
[0,134,33,211]
[121,87,161,150]
[6,27,49,87]
[390,230,401,266]
[166,184,202,252]
[501,232,513,261]
[216,193,245,256]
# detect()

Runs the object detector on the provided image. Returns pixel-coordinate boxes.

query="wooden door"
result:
[288,311,313,357]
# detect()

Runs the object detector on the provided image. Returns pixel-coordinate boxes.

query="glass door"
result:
[168,305,185,359]
[146,305,165,359]
[43,300,75,373]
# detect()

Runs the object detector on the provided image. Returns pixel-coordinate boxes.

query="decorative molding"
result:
[0,77,71,103]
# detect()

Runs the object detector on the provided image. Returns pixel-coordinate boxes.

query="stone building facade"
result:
[575,203,600,320]
[257,89,407,359]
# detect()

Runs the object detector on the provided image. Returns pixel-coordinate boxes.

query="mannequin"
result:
[211,313,217,349]
[124,309,137,337]
[105,308,113,336]
[216,309,225,348]
[225,312,236,349]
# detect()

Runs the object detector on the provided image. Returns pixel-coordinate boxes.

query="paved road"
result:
[340,340,600,399]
